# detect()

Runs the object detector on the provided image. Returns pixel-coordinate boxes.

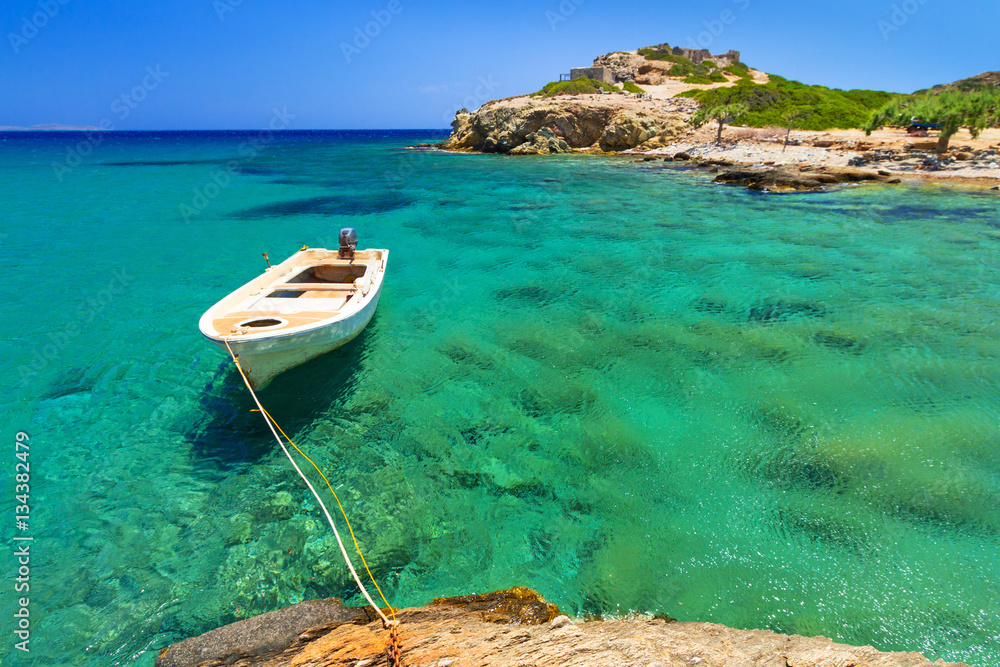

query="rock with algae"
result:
[156,587,969,667]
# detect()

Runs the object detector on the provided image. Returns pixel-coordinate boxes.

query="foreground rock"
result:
[443,94,689,154]
[156,587,967,667]
[712,164,900,192]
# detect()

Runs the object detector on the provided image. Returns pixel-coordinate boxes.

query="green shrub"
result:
[702,60,716,69]
[723,62,751,77]
[682,71,727,84]
[679,77,895,130]
[639,48,692,65]
[670,61,723,80]
[683,74,715,84]
[534,78,618,98]
[622,80,646,94]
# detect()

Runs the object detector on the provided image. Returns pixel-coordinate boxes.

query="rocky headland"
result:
[434,47,1000,190]
[442,93,690,155]
[155,588,970,667]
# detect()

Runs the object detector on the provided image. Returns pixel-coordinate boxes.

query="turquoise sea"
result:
[1,130,998,666]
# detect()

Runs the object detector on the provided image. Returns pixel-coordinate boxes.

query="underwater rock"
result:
[156,587,969,667]
[225,513,254,546]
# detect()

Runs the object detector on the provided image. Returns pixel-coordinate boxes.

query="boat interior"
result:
[208,252,383,336]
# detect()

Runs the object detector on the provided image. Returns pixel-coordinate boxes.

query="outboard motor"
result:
[338,227,358,258]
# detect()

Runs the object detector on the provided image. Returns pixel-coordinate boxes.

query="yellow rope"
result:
[222,335,396,625]
[258,405,395,621]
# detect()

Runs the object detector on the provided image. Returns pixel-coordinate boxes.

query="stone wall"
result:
[570,66,615,84]
[670,47,741,65]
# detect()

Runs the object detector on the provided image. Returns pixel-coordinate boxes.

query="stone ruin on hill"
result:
[569,66,616,85]
[670,47,741,65]
[591,45,742,83]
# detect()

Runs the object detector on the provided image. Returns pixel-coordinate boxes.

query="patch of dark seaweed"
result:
[746,298,826,323]
[268,178,310,185]
[883,203,998,223]
[516,388,546,419]
[691,297,727,314]
[232,193,412,218]
[459,424,511,448]
[433,198,466,207]
[100,159,225,167]
[506,203,553,211]
[39,367,94,401]
[750,406,807,441]
[812,331,865,353]
[493,284,559,306]
[437,340,496,371]
[774,506,876,557]
[234,164,283,176]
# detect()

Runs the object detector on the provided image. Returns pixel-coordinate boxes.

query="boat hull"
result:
[199,246,388,389]
[207,281,383,389]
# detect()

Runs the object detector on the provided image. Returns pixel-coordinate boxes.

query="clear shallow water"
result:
[1,131,998,666]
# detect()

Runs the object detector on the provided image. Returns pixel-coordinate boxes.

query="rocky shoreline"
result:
[432,93,1000,192]
[155,587,969,667]
[441,93,689,155]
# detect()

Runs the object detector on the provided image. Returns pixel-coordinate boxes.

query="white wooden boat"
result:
[199,229,387,389]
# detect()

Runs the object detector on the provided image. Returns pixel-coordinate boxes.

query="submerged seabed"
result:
[1,131,998,666]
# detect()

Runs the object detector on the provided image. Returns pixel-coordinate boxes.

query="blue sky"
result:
[2,0,996,129]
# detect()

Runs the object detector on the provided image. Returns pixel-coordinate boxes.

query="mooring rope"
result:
[221,335,398,633]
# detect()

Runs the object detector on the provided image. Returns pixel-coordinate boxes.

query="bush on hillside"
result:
[668,61,726,80]
[683,73,727,84]
[679,77,896,130]
[534,78,618,97]
[622,80,646,94]
[723,62,751,77]
[638,48,693,66]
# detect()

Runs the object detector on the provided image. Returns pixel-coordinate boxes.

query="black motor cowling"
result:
[339,227,358,258]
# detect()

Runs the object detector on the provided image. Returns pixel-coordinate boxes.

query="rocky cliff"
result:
[156,588,969,667]
[442,94,690,155]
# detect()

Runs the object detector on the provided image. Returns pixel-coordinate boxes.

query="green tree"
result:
[782,111,809,152]
[690,103,750,144]
[864,88,1000,152]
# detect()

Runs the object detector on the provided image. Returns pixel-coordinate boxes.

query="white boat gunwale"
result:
[198,240,388,388]
[198,247,388,344]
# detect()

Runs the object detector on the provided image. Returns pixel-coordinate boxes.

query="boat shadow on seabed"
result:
[184,321,378,476]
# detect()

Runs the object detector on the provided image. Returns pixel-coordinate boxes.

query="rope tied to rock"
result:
[221,334,401,654]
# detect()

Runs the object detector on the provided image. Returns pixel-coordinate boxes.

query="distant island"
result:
[438,42,1000,191]
[0,124,105,131]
